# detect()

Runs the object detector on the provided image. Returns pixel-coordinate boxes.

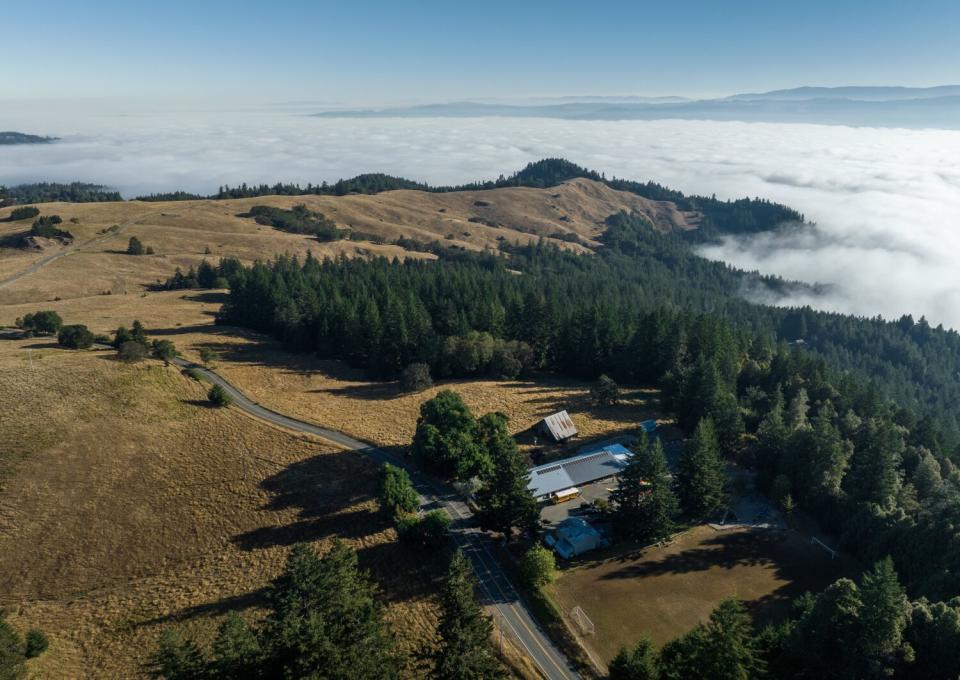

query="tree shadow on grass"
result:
[600,530,785,580]
[137,588,269,627]
[232,450,385,552]
[311,382,400,401]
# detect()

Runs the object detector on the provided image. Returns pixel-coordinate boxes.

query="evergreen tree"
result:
[859,557,909,668]
[676,418,726,519]
[210,614,261,679]
[698,599,765,680]
[0,616,25,680]
[148,629,206,680]
[127,235,145,255]
[261,541,397,679]
[475,413,537,536]
[609,637,658,680]
[845,418,903,509]
[612,437,677,542]
[434,551,504,680]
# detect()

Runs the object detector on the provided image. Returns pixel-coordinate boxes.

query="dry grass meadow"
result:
[0,180,692,677]
[0,178,697,306]
[547,525,855,668]
[0,339,457,678]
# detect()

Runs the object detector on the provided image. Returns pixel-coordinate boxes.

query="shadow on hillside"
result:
[311,382,400,401]
[138,588,269,627]
[184,291,229,304]
[230,445,441,607]
[232,449,385,552]
[148,323,226,336]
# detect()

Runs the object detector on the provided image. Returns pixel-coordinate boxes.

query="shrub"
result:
[182,367,203,381]
[379,463,419,514]
[30,215,71,240]
[208,383,232,407]
[118,340,148,363]
[520,544,556,588]
[396,510,450,549]
[199,347,218,365]
[9,206,39,221]
[127,236,145,255]
[57,324,94,349]
[399,363,433,393]
[24,629,49,658]
[16,310,62,335]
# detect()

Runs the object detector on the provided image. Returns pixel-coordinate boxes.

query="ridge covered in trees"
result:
[215,204,960,605]
[0,182,121,205]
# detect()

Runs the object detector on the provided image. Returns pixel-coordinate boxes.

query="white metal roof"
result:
[527,446,633,499]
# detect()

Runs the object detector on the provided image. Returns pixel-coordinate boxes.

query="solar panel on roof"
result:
[536,465,562,475]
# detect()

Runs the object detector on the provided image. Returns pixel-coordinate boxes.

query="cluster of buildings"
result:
[526,410,659,558]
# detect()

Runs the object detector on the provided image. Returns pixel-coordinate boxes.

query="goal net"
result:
[811,536,837,559]
[571,606,595,635]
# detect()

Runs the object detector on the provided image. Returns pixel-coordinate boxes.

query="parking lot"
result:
[539,478,615,526]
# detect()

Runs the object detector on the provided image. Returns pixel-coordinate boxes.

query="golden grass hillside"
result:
[0,178,698,305]
[0,339,448,678]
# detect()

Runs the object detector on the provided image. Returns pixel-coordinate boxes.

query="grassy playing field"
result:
[547,525,857,670]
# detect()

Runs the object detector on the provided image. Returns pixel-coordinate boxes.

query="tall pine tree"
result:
[434,551,504,680]
[676,418,726,519]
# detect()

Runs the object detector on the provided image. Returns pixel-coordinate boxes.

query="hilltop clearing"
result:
[0,176,698,304]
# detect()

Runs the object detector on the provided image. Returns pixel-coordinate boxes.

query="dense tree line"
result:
[246,204,343,241]
[0,182,121,204]
[160,258,240,290]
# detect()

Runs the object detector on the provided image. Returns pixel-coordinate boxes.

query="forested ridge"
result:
[0,181,121,205]
[213,192,960,609]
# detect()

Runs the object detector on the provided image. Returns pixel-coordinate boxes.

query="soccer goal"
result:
[811,536,837,560]
[571,606,595,635]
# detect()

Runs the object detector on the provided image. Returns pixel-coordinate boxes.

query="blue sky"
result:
[5,0,959,104]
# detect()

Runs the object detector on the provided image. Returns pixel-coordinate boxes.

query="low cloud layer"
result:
[1,107,958,329]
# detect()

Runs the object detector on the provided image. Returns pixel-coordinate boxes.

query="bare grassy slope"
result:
[0,340,443,678]
[0,178,698,304]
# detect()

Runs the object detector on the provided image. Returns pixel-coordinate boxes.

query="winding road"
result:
[171,355,580,680]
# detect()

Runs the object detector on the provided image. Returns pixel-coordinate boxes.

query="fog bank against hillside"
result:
[1,107,957,330]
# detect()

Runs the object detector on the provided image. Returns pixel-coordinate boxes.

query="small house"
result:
[538,410,578,442]
[544,517,609,559]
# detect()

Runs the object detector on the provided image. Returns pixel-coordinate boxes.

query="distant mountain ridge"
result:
[0,131,59,145]
[314,85,960,129]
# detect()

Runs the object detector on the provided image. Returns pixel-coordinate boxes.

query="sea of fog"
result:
[1,106,958,330]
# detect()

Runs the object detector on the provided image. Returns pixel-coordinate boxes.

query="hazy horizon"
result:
[2,104,957,333]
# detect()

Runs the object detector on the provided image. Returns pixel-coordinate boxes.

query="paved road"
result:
[0,211,161,290]
[171,355,580,680]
